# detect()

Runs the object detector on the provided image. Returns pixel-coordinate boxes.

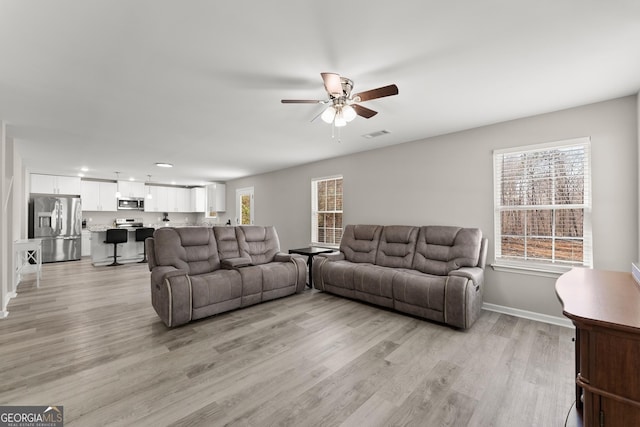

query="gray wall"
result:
[220,95,638,319]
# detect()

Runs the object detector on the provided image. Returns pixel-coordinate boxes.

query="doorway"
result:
[236,187,254,225]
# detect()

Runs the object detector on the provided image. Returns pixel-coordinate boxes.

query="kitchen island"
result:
[89,228,150,266]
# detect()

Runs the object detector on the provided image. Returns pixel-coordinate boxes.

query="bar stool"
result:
[135,227,155,263]
[104,228,128,266]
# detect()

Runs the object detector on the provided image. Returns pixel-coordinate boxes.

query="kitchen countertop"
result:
[86,223,217,232]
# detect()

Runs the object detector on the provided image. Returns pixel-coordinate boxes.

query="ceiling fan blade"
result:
[321,72,342,97]
[353,104,378,119]
[281,99,324,104]
[354,84,399,102]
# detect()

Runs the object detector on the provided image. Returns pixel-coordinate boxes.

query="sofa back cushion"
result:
[375,225,419,268]
[213,226,241,260]
[340,225,382,264]
[412,226,482,275]
[153,227,221,274]
[237,226,280,265]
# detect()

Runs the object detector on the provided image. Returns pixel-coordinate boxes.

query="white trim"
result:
[311,173,343,181]
[0,311,8,319]
[490,261,571,278]
[482,302,574,328]
[311,175,343,246]
[493,136,591,155]
[235,187,254,225]
[493,137,592,268]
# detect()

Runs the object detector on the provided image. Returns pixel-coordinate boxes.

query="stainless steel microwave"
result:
[117,198,144,210]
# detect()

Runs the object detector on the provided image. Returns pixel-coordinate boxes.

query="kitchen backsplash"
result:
[82,211,212,228]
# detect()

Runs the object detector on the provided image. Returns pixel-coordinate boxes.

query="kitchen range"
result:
[114,218,144,228]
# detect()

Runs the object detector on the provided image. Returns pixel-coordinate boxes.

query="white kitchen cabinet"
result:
[145,186,169,212]
[144,186,156,211]
[166,187,177,212]
[178,188,191,212]
[192,187,205,212]
[206,183,226,217]
[117,181,145,198]
[144,186,160,212]
[31,174,81,195]
[81,230,91,256]
[157,186,169,212]
[166,187,192,212]
[81,181,117,211]
[144,185,195,212]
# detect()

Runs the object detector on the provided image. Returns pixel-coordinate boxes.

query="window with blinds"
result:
[493,138,592,271]
[311,176,343,247]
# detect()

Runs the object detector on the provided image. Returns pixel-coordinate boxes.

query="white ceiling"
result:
[1,1,639,186]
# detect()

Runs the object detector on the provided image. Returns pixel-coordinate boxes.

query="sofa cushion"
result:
[319,259,360,290]
[412,226,482,275]
[213,226,241,260]
[340,224,382,264]
[153,227,220,275]
[354,265,396,308]
[392,269,446,312]
[237,226,280,265]
[190,269,242,309]
[375,225,419,268]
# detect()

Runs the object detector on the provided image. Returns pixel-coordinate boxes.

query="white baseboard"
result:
[0,310,8,319]
[482,302,573,329]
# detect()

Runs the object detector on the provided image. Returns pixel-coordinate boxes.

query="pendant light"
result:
[146,175,153,199]
[115,172,121,198]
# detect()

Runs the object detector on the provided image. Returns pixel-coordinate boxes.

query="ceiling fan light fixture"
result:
[342,104,356,122]
[321,106,336,124]
[282,72,398,129]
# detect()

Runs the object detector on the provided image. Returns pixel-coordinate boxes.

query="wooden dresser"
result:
[556,268,640,427]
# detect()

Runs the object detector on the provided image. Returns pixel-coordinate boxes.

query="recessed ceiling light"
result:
[80,166,89,172]
[78,173,85,177]
[155,162,173,168]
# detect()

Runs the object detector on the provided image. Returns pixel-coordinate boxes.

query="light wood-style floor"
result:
[1,258,576,426]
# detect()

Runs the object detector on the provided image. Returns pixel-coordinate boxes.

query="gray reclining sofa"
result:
[312,224,488,329]
[146,225,306,327]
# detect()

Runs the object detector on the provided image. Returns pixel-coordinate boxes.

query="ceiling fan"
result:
[281,73,399,127]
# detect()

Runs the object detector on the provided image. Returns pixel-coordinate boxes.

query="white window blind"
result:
[493,138,592,271]
[311,176,343,247]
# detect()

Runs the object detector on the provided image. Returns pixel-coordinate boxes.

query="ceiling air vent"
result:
[362,130,390,139]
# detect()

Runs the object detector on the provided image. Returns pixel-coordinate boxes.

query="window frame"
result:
[311,175,343,248]
[492,137,593,277]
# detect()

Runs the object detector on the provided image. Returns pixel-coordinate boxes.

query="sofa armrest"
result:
[311,252,345,291]
[221,257,252,268]
[318,251,345,262]
[449,267,484,290]
[151,266,187,287]
[149,266,192,328]
[445,267,486,328]
[289,255,308,292]
[274,252,295,262]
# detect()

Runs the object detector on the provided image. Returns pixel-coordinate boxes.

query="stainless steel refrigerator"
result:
[29,195,82,262]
